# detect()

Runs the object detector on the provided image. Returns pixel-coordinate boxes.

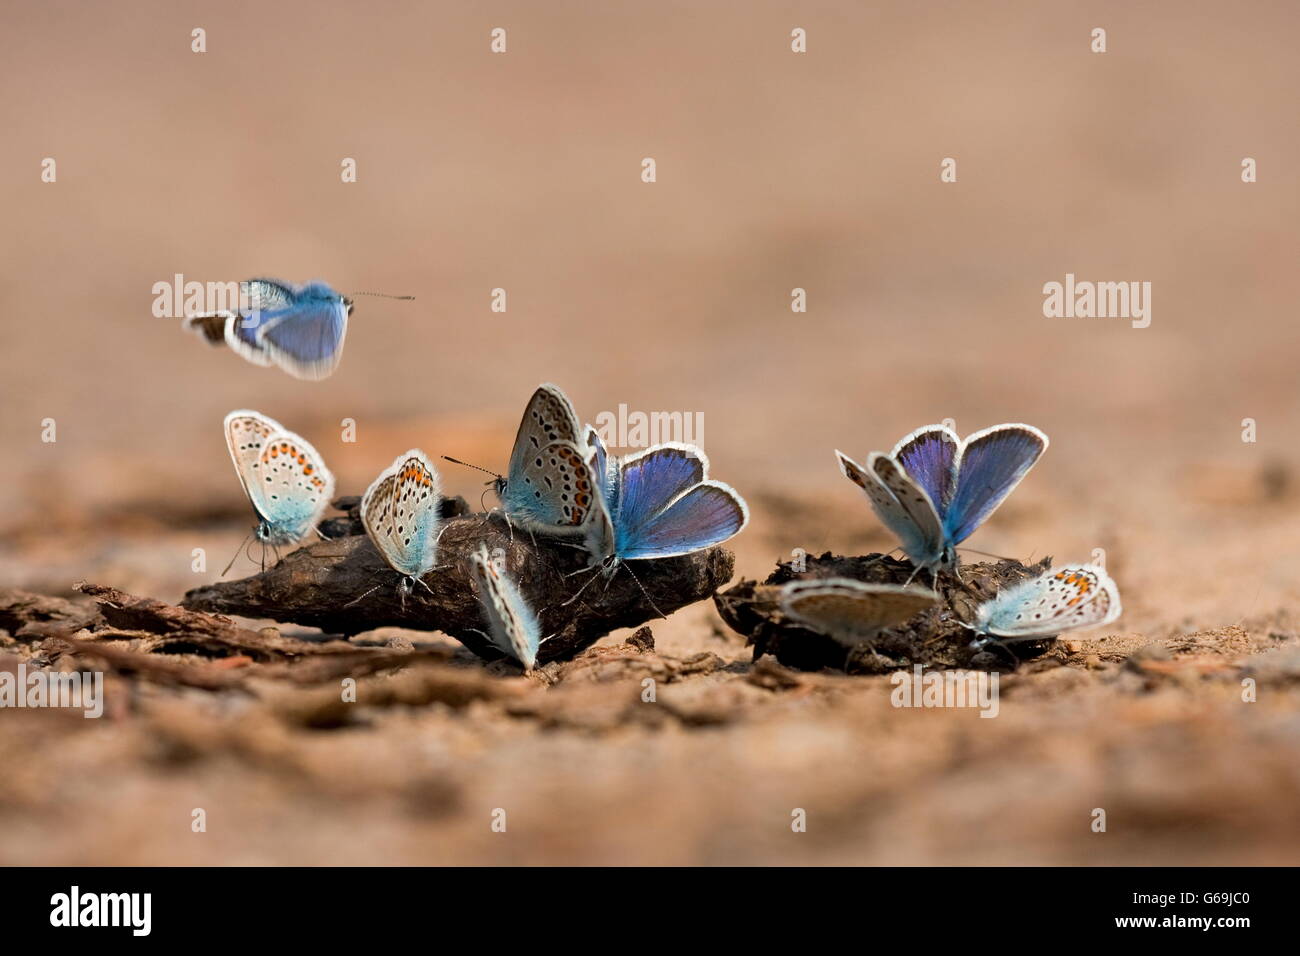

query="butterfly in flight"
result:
[186,278,412,380]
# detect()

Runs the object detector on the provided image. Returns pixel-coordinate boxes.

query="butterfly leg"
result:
[977,638,1020,672]
[559,566,603,607]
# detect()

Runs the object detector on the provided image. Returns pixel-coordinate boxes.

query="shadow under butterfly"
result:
[185,278,413,381]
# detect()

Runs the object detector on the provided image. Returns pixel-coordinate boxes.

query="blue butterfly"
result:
[580,430,749,573]
[187,279,412,381]
[224,409,335,546]
[836,423,1048,576]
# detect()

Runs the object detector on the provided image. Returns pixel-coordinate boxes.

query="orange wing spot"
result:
[269,447,279,457]
[1067,597,1081,606]
[303,465,313,475]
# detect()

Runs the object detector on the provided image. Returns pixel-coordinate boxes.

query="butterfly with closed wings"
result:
[359,449,444,602]
[469,544,544,672]
[779,577,940,646]
[971,564,1122,650]
[186,278,412,381]
[223,410,335,571]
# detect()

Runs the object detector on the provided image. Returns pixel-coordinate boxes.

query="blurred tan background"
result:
[2,1,1299,865]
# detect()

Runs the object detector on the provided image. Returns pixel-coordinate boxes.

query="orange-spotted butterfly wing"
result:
[499,384,599,533]
[975,564,1121,641]
[224,410,333,545]
[247,428,335,545]
[361,450,442,579]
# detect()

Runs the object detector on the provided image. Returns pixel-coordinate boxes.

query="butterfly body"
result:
[469,544,542,671]
[361,450,443,594]
[187,278,353,381]
[837,423,1047,575]
[223,410,334,547]
[973,564,1121,644]
[779,577,939,646]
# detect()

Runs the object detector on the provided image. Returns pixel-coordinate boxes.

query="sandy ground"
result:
[1,1,1299,865]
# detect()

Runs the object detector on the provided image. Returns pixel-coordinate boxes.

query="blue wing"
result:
[255,300,349,381]
[612,444,747,559]
[614,444,704,533]
[892,425,959,517]
[616,481,748,560]
[943,424,1048,545]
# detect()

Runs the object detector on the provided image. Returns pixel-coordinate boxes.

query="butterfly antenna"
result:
[956,546,1013,562]
[348,291,416,300]
[221,532,254,577]
[442,456,502,480]
[344,582,384,608]
[619,561,667,620]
